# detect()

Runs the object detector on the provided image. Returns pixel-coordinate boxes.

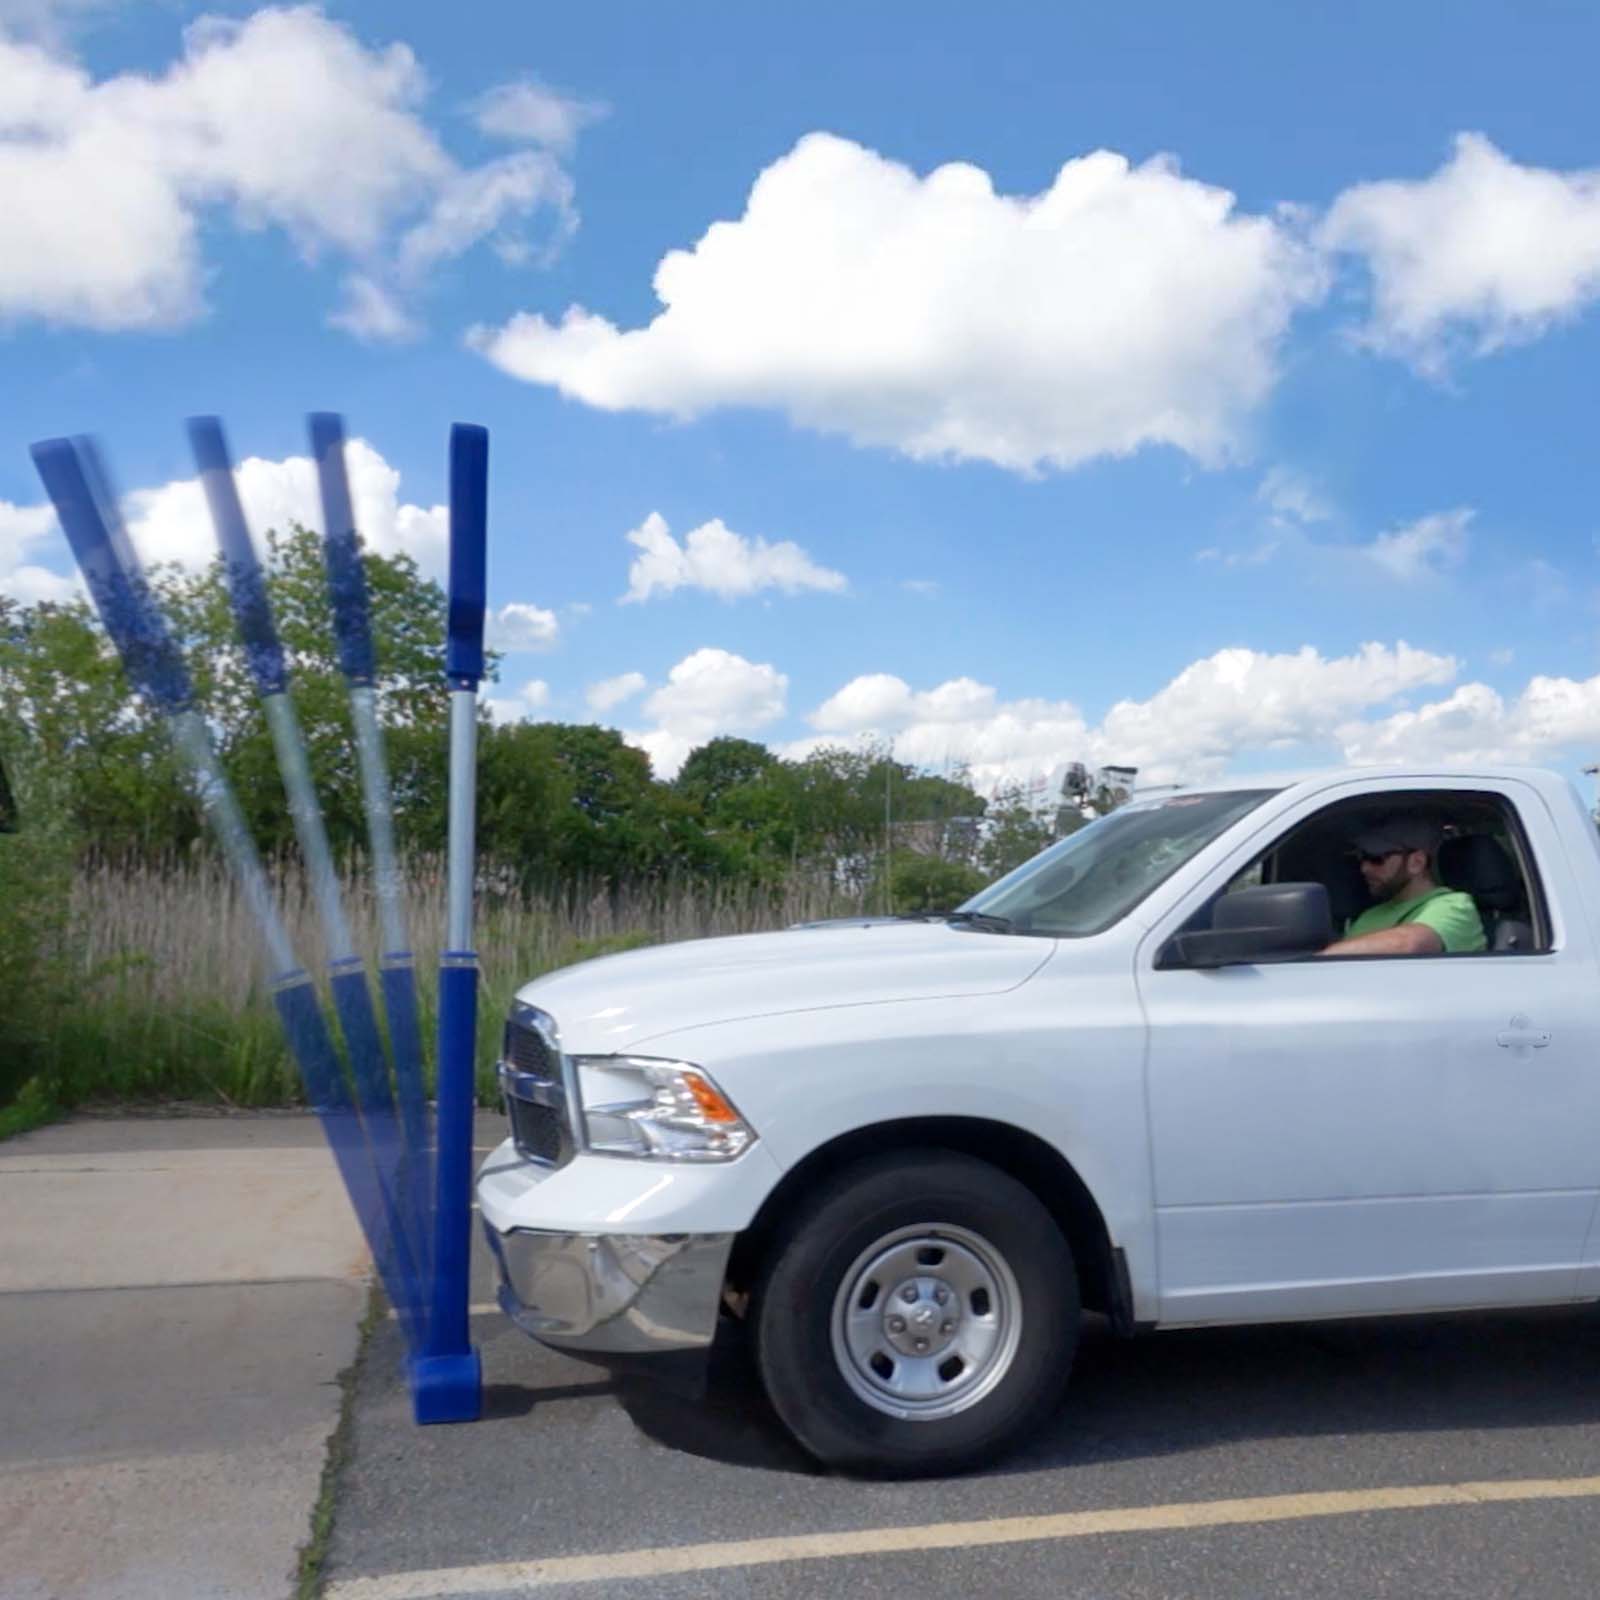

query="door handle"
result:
[1496,1014,1551,1055]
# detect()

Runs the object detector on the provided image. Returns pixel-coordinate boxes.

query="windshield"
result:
[961,789,1276,937]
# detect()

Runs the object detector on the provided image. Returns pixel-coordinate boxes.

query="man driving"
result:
[1321,816,1486,956]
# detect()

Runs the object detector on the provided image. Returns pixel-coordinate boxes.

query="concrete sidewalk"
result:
[0,1114,370,1600]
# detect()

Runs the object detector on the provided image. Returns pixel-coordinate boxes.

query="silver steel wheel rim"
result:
[829,1222,1022,1422]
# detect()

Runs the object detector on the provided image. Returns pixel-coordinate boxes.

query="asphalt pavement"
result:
[323,1120,1600,1599]
[0,1114,370,1600]
[17,1109,1597,1598]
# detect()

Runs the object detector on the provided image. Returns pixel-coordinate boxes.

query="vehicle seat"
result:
[1437,835,1534,951]
[1324,854,1368,932]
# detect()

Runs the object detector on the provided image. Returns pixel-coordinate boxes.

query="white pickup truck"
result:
[477,764,1600,1476]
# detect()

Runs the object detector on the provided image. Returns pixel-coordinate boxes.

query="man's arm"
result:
[1321,923,1444,957]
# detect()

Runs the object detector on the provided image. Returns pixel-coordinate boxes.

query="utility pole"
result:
[883,742,893,915]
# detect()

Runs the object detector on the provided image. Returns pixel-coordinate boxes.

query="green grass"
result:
[41,995,301,1108]
[0,1076,63,1142]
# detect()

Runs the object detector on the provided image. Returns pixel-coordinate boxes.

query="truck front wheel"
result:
[752,1149,1079,1476]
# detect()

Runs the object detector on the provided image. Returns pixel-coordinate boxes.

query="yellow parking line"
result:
[325,1473,1600,1598]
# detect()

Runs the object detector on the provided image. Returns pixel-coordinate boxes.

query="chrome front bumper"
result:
[485,1224,734,1356]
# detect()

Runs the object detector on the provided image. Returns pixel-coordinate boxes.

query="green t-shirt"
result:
[1344,886,1486,953]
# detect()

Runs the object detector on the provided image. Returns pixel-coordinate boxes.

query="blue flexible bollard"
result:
[28,434,404,1317]
[410,422,488,1423]
[189,416,428,1345]
[308,414,435,1273]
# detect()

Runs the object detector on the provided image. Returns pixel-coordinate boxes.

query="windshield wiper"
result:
[937,909,1016,934]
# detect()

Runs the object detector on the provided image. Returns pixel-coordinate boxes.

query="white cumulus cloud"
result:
[1204,488,1472,582]
[1338,674,1600,767]
[1257,466,1333,528]
[1,497,58,564]
[0,7,586,336]
[624,647,788,776]
[484,677,550,726]
[395,149,574,279]
[795,642,1459,791]
[0,496,79,603]
[586,671,647,713]
[799,672,1089,790]
[123,437,448,574]
[487,602,559,652]
[326,274,421,342]
[1363,508,1472,581]
[1321,133,1600,370]
[2,438,447,599]
[1094,643,1457,779]
[0,0,109,46]
[488,643,1600,795]
[472,78,607,156]
[810,673,999,734]
[620,510,847,603]
[472,132,1324,474]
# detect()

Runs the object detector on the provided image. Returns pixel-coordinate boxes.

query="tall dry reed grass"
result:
[45,855,862,1110]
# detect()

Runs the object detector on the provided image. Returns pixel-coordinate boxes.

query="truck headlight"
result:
[573,1056,756,1162]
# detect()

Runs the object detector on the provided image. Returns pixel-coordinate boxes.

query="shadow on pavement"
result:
[612,1302,1600,1480]
[481,1378,614,1420]
[615,1324,821,1475]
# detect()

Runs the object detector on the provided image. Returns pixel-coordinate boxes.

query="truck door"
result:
[1135,778,1600,1325]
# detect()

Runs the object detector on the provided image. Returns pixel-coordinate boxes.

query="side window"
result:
[1458,812,1548,954]
[1224,859,1264,894]
[1176,855,1267,935]
[1193,789,1549,958]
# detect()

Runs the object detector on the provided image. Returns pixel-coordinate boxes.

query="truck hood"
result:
[513,921,1056,1054]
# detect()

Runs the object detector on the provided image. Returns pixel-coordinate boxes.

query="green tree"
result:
[0,775,77,1111]
[875,849,987,915]
[673,738,804,884]
[478,722,736,890]
[675,736,778,809]
[981,780,1058,877]
[0,528,460,861]
[890,763,986,860]
[161,526,456,858]
[768,746,984,890]
[0,594,195,854]
[475,721,570,886]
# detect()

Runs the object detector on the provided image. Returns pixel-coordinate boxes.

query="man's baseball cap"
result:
[1352,816,1440,857]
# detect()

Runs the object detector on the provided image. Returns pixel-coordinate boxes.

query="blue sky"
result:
[4,1,1600,801]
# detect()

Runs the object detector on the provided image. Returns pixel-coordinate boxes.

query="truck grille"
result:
[505,1012,561,1083]
[500,1004,576,1168]
[507,1095,566,1164]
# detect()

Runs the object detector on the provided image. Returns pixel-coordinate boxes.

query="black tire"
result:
[751,1148,1079,1477]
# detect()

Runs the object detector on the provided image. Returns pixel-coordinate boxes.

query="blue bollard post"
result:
[307,413,434,1328]
[410,422,489,1423]
[29,434,405,1318]
[189,415,428,1347]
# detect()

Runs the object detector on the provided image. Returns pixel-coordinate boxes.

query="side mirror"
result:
[1162,882,1332,969]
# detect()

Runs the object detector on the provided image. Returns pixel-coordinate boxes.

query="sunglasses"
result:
[1355,848,1408,865]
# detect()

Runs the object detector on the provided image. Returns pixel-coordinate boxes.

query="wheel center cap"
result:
[881,1276,959,1358]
